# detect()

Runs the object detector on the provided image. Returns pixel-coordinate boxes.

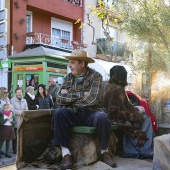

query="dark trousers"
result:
[12,128,17,152]
[51,108,111,150]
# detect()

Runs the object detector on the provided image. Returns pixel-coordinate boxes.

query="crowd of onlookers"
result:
[0,77,59,159]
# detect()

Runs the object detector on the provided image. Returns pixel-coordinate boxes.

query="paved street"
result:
[0,156,152,170]
[0,152,16,169]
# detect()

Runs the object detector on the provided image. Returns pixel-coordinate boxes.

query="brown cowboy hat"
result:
[65,50,95,63]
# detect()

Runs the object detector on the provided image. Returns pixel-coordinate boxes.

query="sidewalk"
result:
[78,157,153,170]
[0,152,16,168]
[0,156,153,170]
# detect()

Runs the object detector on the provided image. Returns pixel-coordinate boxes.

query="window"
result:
[52,28,71,48]
[0,0,5,11]
[102,0,118,8]
[52,28,61,46]
[26,11,32,33]
[62,30,70,42]
[110,28,117,41]
[51,18,73,49]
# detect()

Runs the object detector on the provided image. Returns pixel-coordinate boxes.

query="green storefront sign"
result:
[0,59,11,68]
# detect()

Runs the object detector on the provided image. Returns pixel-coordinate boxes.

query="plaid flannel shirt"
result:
[57,68,103,109]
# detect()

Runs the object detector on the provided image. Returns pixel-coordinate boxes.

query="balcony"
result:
[26,32,73,51]
[96,38,126,62]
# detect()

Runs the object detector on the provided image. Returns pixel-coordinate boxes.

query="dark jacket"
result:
[0,112,17,126]
[35,94,54,109]
[24,93,37,110]
[47,84,59,102]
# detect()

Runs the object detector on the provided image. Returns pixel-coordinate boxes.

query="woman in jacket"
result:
[10,87,28,154]
[24,86,39,110]
[103,65,154,159]
[35,84,54,109]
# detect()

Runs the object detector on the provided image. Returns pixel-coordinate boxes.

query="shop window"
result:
[49,75,64,85]
[17,74,23,88]
[26,74,39,90]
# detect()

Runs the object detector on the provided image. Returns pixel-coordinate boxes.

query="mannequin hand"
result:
[134,106,145,113]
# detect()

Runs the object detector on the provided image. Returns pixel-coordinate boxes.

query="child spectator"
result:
[0,103,16,158]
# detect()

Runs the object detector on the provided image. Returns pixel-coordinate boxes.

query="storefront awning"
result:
[89,58,133,83]
[8,46,69,60]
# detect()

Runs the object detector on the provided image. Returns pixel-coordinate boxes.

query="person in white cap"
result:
[51,49,116,169]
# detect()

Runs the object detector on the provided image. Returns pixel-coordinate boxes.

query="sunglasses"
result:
[4,92,8,94]
[48,81,51,82]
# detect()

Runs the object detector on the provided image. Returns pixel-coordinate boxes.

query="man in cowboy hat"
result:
[51,49,116,169]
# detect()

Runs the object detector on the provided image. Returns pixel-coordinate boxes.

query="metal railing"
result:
[26,32,73,50]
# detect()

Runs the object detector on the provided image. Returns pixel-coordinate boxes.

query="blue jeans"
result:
[51,108,111,150]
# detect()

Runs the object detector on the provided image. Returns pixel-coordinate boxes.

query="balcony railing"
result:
[26,32,73,50]
[96,38,126,57]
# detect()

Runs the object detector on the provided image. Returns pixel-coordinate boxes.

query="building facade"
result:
[0,0,10,88]
[10,0,84,53]
[0,0,85,93]
[83,0,128,59]
[0,0,131,92]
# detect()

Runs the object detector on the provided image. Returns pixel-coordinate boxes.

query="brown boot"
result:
[61,154,73,170]
[101,152,117,168]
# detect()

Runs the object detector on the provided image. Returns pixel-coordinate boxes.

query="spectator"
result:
[0,87,11,112]
[0,87,15,155]
[11,87,28,154]
[0,103,16,158]
[36,84,54,109]
[103,65,154,159]
[52,49,116,169]
[47,77,59,108]
[24,86,39,110]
